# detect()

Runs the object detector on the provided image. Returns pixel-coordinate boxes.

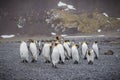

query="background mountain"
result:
[0,0,120,36]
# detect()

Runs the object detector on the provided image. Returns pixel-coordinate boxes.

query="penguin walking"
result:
[42,42,52,63]
[20,41,29,63]
[86,49,95,65]
[92,41,99,59]
[81,42,88,59]
[29,40,38,62]
[71,44,79,64]
[51,43,59,68]
[57,43,65,64]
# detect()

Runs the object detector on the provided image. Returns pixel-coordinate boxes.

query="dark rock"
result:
[104,50,114,55]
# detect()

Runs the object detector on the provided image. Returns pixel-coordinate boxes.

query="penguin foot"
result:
[95,56,98,59]
[52,64,58,69]
[70,56,72,59]
[24,60,28,63]
[31,59,37,63]
[58,61,64,64]
[61,61,64,64]
[74,61,78,64]
[88,61,93,65]
[58,61,61,64]
[21,60,25,63]
[65,57,69,60]
[45,60,51,63]
[83,57,87,60]
[54,65,58,69]
[47,60,51,63]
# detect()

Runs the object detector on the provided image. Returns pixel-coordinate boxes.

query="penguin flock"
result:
[19,36,99,68]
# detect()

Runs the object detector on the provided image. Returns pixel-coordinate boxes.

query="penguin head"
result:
[75,44,79,48]
[54,43,58,47]
[64,40,68,43]
[94,41,98,44]
[56,35,61,41]
[82,41,88,45]
[29,39,34,43]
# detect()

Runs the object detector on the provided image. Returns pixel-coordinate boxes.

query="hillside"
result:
[0,0,120,36]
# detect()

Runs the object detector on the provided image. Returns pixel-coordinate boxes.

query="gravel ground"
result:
[0,37,120,80]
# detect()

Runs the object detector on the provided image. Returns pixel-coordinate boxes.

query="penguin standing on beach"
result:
[42,42,52,63]
[20,41,29,63]
[51,42,60,68]
[86,49,95,64]
[71,44,79,64]
[81,42,88,59]
[57,43,65,64]
[63,41,72,59]
[29,39,38,62]
[92,41,99,59]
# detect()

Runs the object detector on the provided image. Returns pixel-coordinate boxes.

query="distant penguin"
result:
[92,41,99,59]
[51,43,59,68]
[63,41,72,59]
[42,42,51,63]
[20,41,29,63]
[71,44,79,64]
[81,42,88,59]
[29,39,38,62]
[57,43,65,64]
[86,49,95,65]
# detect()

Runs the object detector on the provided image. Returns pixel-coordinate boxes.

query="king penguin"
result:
[57,43,65,64]
[92,41,99,59]
[63,40,72,60]
[51,42,59,68]
[29,39,38,62]
[86,49,95,65]
[42,42,52,63]
[20,41,29,63]
[81,41,88,59]
[71,44,79,64]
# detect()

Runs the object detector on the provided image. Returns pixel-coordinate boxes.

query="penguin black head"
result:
[75,44,79,48]
[56,36,59,40]
[94,41,98,44]
[56,35,61,40]
[54,43,58,46]
[64,40,67,43]
[29,39,34,43]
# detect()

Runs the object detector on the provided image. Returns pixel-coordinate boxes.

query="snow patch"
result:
[97,29,102,32]
[102,12,109,17]
[67,4,76,10]
[58,1,67,7]
[17,24,23,28]
[116,18,120,20]
[1,34,15,38]
[61,34,67,37]
[51,32,56,36]
[57,1,76,10]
